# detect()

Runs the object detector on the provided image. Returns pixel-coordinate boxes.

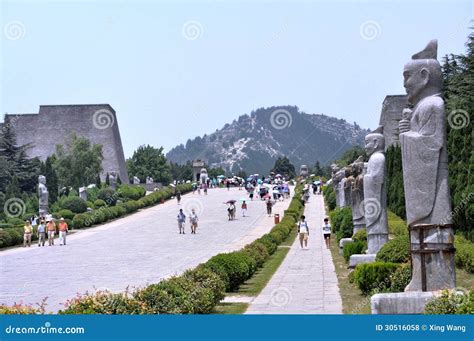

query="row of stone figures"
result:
[132,176,155,185]
[331,40,456,314]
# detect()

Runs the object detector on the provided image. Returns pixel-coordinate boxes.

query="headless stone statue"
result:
[399,40,455,292]
[364,128,388,254]
[79,187,87,201]
[336,169,347,207]
[38,175,49,217]
[351,156,365,233]
[344,167,353,208]
[331,164,341,207]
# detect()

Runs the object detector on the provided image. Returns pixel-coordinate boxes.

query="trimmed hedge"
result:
[53,209,75,220]
[329,207,353,242]
[389,263,411,292]
[60,197,88,214]
[375,235,410,263]
[424,290,474,315]
[352,262,400,295]
[343,241,366,262]
[117,185,146,201]
[352,229,367,243]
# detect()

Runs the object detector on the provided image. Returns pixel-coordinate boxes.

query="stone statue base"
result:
[371,291,439,314]
[348,254,376,268]
[338,238,353,255]
[367,234,389,254]
[353,224,365,234]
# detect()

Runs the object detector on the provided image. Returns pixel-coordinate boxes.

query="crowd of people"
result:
[22,216,69,247]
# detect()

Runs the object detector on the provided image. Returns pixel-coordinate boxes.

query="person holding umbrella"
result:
[226,200,236,220]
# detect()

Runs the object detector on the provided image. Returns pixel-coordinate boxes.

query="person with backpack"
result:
[322,217,331,249]
[297,215,309,249]
[177,209,186,234]
[189,208,199,234]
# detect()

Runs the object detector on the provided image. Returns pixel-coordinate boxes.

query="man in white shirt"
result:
[322,218,331,249]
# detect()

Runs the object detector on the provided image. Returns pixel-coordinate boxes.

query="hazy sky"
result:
[1,0,472,158]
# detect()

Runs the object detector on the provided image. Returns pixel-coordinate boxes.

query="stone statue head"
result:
[331,163,340,175]
[403,40,442,105]
[365,127,385,156]
[38,175,46,185]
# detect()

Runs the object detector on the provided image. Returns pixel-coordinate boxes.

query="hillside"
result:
[166,106,369,174]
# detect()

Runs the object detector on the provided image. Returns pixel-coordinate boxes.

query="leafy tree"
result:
[0,118,40,193]
[95,174,101,188]
[313,160,323,177]
[236,170,247,179]
[271,156,296,178]
[105,173,110,186]
[442,31,474,239]
[127,145,172,185]
[208,167,226,179]
[386,145,406,219]
[169,161,193,181]
[53,134,104,190]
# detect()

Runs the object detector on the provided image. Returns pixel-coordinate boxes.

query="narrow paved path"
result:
[0,187,293,312]
[245,193,342,314]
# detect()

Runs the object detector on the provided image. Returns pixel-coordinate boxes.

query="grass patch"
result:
[457,268,474,291]
[329,232,371,314]
[236,247,290,296]
[213,302,249,314]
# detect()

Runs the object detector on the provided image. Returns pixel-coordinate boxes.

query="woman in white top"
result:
[189,209,199,234]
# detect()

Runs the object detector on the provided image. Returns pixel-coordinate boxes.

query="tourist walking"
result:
[47,219,56,246]
[176,191,182,204]
[266,198,273,217]
[37,220,46,247]
[322,218,331,249]
[241,200,248,217]
[177,209,186,234]
[189,209,199,234]
[227,202,236,221]
[297,215,309,249]
[58,218,69,246]
[23,220,33,247]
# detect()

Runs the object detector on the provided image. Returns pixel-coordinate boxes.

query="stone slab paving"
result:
[245,193,343,314]
[0,187,293,312]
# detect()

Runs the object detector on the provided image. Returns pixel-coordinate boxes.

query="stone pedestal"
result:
[349,254,376,268]
[339,238,353,255]
[353,224,365,234]
[371,291,438,314]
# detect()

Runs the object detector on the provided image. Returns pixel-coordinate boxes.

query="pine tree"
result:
[105,172,110,186]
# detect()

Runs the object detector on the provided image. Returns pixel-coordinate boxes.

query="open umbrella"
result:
[225,200,237,204]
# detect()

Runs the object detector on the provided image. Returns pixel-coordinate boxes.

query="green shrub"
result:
[205,252,251,291]
[329,207,353,242]
[118,185,146,201]
[72,213,92,229]
[352,229,367,242]
[182,267,226,308]
[0,227,25,248]
[243,242,270,268]
[387,211,408,237]
[121,200,140,214]
[424,290,474,315]
[454,235,474,273]
[352,262,400,295]
[389,263,411,292]
[257,235,278,255]
[53,209,75,220]
[324,184,336,211]
[94,199,106,208]
[0,303,44,314]
[97,188,117,206]
[60,197,88,214]
[6,217,25,227]
[60,290,143,314]
[376,235,410,263]
[343,241,366,262]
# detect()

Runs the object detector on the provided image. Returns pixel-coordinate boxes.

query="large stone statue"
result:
[399,40,454,292]
[109,171,118,190]
[364,127,388,254]
[38,175,49,216]
[331,164,341,207]
[300,165,309,178]
[351,156,365,233]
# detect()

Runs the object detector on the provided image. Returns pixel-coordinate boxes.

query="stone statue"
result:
[344,167,353,208]
[337,169,347,207]
[133,176,140,185]
[399,40,454,292]
[364,127,388,254]
[79,187,87,201]
[38,175,49,216]
[351,156,365,233]
[331,164,341,207]
[146,176,154,184]
[300,165,309,178]
[200,168,208,184]
[109,171,118,190]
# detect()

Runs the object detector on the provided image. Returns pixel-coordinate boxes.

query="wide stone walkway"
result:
[0,187,293,312]
[245,193,342,314]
